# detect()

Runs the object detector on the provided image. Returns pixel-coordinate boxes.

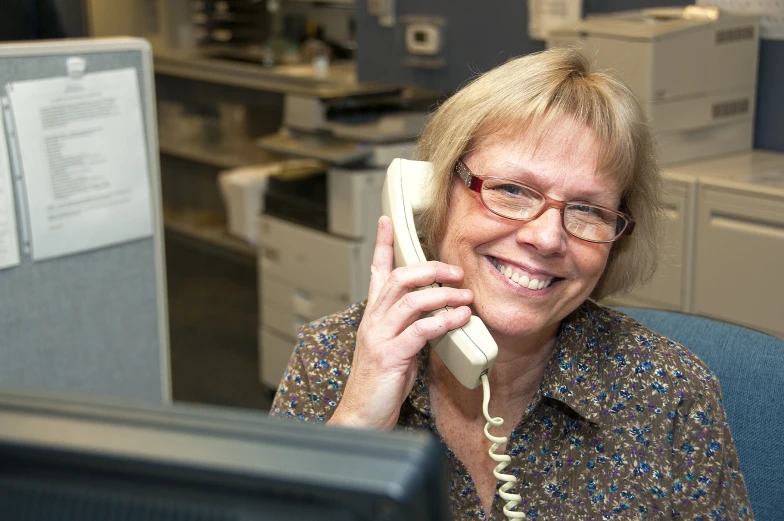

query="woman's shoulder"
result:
[295,300,367,353]
[270,302,367,421]
[568,301,721,400]
[289,301,367,366]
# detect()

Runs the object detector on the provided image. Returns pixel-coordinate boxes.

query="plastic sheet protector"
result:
[5,67,152,261]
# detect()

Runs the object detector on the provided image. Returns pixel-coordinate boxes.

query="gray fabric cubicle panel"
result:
[0,42,169,402]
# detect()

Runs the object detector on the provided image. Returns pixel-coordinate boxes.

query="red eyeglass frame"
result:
[454,159,635,242]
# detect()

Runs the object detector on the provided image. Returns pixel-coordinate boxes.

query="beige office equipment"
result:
[257,164,388,389]
[255,92,426,389]
[548,7,760,165]
[257,204,379,388]
[218,160,324,245]
[256,162,407,389]
[689,153,784,338]
[608,151,784,339]
[609,171,697,312]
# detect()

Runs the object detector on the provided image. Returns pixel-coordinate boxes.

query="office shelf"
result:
[159,134,280,170]
[164,215,256,260]
[154,49,393,99]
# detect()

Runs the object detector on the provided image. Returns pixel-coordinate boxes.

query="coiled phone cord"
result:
[481,372,525,519]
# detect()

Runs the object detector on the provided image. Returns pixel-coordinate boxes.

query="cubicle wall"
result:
[0,39,170,402]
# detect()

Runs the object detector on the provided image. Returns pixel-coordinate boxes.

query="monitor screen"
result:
[0,389,450,521]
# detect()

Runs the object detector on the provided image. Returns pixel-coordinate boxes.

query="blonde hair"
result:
[415,47,663,300]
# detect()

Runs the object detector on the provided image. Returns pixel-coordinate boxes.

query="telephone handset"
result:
[381,158,498,389]
[383,159,521,518]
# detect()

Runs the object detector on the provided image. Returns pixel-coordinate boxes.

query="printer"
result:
[548,6,760,165]
[255,92,431,389]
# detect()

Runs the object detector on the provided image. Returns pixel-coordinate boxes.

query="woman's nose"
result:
[515,207,567,255]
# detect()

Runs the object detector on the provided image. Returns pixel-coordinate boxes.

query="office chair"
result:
[616,307,784,521]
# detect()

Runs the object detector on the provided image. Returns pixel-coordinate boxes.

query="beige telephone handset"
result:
[382,158,498,389]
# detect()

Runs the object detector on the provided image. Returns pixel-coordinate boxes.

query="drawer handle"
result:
[261,247,280,262]
[709,212,784,240]
[292,291,315,317]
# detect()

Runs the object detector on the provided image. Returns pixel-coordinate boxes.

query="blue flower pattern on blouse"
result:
[271,300,752,520]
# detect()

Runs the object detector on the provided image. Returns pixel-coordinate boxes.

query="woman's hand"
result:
[328,216,473,430]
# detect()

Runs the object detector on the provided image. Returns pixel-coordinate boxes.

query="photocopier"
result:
[255,91,431,389]
[548,6,760,165]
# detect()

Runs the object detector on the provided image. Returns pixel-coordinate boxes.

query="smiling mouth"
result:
[490,257,557,291]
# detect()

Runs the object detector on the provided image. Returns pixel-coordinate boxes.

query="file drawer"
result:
[260,327,296,389]
[692,180,784,338]
[258,215,363,301]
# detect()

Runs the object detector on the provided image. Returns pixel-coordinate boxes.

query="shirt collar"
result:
[405,301,611,426]
[536,300,616,426]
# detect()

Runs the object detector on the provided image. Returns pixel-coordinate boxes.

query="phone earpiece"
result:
[382,159,498,388]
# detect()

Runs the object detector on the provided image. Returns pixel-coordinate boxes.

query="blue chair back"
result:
[617,307,784,521]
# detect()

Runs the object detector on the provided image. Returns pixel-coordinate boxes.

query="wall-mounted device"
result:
[401,15,446,69]
[405,21,442,56]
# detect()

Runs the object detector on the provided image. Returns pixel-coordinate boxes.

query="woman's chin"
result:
[476,310,556,344]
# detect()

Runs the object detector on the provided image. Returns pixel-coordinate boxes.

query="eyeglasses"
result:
[454,160,635,243]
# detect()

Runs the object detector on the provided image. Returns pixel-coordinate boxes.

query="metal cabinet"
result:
[693,177,784,337]
[606,151,784,339]
[257,213,375,388]
[607,172,696,311]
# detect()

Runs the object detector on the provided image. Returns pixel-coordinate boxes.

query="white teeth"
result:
[492,259,553,291]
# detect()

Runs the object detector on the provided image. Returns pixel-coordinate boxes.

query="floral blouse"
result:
[270,300,752,520]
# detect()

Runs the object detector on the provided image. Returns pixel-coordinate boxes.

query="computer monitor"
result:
[0,389,450,521]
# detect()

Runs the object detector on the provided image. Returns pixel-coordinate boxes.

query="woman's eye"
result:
[498,184,524,195]
[569,204,616,224]
[489,183,537,198]
[572,204,597,214]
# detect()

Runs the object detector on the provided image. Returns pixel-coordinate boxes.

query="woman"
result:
[271,47,751,520]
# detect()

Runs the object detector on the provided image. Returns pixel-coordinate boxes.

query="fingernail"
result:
[450,266,461,276]
[461,289,472,299]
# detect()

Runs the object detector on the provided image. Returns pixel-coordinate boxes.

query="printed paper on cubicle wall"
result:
[0,111,20,270]
[5,67,153,261]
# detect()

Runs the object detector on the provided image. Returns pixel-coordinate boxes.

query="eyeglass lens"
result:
[480,178,627,242]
